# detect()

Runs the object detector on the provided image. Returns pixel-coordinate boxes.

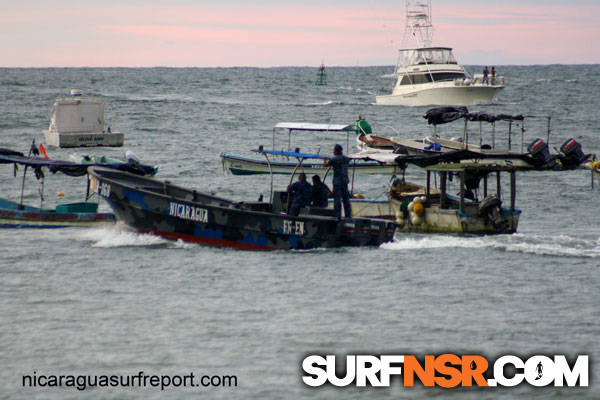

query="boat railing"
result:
[470,74,505,86]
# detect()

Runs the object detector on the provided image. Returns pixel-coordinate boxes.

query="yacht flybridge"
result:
[376,1,504,106]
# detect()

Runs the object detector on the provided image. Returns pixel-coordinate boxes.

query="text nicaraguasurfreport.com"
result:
[22,371,238,391]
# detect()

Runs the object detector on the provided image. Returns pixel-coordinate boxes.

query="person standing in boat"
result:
[483,66,489,84]
[355,115,372,136]
[311,175,330,208]
[491,66,496,85]
[325,144,352,219]
[287,173,313,216]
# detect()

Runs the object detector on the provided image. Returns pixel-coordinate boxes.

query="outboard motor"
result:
[559,138,588,168]
[528,138,557,168]
[478,194,506,229]
[125,150,141,166]
[478,194,501,216]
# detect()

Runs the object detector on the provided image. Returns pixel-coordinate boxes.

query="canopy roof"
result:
[424,107,527,126]
[0,148,155,177]
[347,150,401,164]
[346,148,524,171]
[274,122,354,132]
[253,149,325,159]
[400,46,453,52]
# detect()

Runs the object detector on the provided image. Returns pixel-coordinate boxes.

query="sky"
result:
[1,0,599,67]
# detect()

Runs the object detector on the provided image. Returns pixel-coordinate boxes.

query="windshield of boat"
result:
[398,72,466,85]
[400,48,457,66]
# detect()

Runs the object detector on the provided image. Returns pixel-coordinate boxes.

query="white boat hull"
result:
[376,84,503,107]
[329,197,520,234]
[391,201,520,234]
[220,153,402,175]
[343,199,395,218]
[44,130,124,148]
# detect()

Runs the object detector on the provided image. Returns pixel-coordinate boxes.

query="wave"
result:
[115,94,197,103]
[305,100,337,106]
[1,80,27,87]
[535,78,578,83]
[302,100,370,107]
[382,233,600,258]
[492,233,600,258]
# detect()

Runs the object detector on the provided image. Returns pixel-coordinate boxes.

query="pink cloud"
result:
[1,2,598,66]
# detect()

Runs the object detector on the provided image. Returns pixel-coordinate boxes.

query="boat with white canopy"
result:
[220,122,402,175]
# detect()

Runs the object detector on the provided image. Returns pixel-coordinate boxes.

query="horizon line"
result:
[1,63,599,69]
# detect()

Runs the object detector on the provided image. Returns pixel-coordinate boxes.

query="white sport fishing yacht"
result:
[376,1,504,106]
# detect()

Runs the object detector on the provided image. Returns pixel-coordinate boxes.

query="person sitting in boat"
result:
[287,173,313,216]
[311,175,330,208]
[483,66,489,84]
[355,115,372,136]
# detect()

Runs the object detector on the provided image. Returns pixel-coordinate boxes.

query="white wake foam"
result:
[171,239,197,249]
[77,224,169,248]
[381,235,489,250]
[382,233,600,258]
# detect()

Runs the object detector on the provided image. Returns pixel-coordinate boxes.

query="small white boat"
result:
[376,1,504,106]
[220,122,401,175]
[220,152,401,175]
[43,90,124,148]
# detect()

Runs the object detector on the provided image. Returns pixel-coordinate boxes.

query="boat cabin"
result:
[400,47,458,66]
[392,165,517,217]
[395,47,466,85]
[390,164,520,234]
[43,90,124,148]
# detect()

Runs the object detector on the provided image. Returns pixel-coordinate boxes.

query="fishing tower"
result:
[403,0,434,47]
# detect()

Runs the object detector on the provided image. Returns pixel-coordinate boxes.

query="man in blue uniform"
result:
[287,173,312,216]
[325,144,352,219]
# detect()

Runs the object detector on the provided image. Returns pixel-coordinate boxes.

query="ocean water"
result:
[0,65,599,399]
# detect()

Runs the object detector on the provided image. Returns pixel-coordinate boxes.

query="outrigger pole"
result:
[18,139,39,210]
